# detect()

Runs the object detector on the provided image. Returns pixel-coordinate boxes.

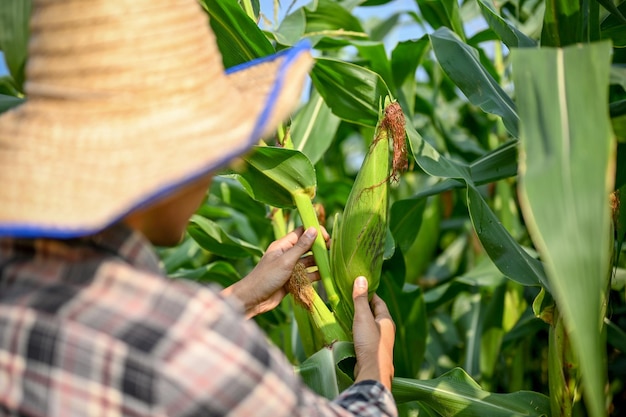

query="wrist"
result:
[221,281,258,318]
[355,362,393,391]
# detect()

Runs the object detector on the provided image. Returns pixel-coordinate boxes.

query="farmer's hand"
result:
[222,226,329,319]
[352,276,395,391]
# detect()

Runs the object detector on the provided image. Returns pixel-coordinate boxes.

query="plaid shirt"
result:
[0,224,397,417]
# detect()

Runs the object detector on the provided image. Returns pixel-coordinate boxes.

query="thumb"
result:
[352,276,370,311]
[283,227,317,265]
[292,227,318,255]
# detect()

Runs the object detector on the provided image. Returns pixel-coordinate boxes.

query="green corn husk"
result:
[331,99,407,332]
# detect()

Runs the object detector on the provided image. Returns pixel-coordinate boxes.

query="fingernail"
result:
[355,276,367,289]
[304,227,317,239]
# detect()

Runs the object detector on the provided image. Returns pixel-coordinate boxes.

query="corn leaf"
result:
[430,28,519,138]
[169,261,241,288]
[200,0,274,68]
[0,0,30,92]
[405,117,471,181]
[467,186,548,288]
[274,7,306,46]
[468,140,518,185]
[415,0,466,41]
[295,341,356,399]
[541,0,584,46]
[291,89,341,165]
[188,215,264,258]
[0,94,22,114]
[477,0,537,48]
[393,368,550,416]
[407,117,547,288]
[303,0,366,47]
[512,41,614,417]
[601,1,626,47]
[311,58,390,127]
[234,146,317,209]
[390,198,427,254]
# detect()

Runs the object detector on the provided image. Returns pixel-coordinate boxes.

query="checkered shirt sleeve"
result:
[0,225,397,417]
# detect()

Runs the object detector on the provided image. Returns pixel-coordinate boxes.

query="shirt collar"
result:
[86,223,163,274]
[0,223,163,276]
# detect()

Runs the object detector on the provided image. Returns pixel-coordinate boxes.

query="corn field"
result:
[2,0,626,416]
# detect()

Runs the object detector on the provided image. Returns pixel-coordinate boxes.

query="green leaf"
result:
[160,237,204,273]
[541,0,582,46]
[512,41,614,417]
[392,368,551,416]
[391,38,430,87]
[606,317,626,353]
[0,93,23,114]
[595,0,626,25]
[304,0,366,46]
[234,146,317,209]
[402,196,441,284]
[409,140,518,198]
[369,12,402,42]
[295,341,356,399]
[477,0,537,48]
[453,292,482,376]
[390,197,426,253]
[424,281,472,312]
[0,0,30,91]
[291,89,341,165]
[354,41,396,92]
[391,36,430,116]
[200,0,274,68]
[305,0,364,33]
[430,27,519,138]
[210,176,268,231]
[415,0,466,40]
[408,117,547,290]
[311,58,390,127]
[480,282,515,383]
[170,260,241,288]
[405,117,471,181]
[466,186,548,288]
[468,140,518,185]
[188,215,263,258]
[601,1,626,47]
[274,7,306,46]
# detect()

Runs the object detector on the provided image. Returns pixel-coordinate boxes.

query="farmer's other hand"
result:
[222,226,328,319]
[352,276,395,391]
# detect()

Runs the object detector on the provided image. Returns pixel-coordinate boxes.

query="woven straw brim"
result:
[0,44,312,238]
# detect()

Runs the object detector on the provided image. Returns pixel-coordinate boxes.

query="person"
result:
[0,0,397,416]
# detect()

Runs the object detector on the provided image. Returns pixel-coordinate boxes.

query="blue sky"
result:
[260,0,425,48]
[0,52,7,76]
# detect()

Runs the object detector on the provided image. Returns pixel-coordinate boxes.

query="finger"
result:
[282,227,318,265]
[306,270,321,283]
[319,226,331,249]
[299,254,316,268]
[370,294,396,339]
[267,226,304,252]
[352,276,373,318]
[370,294,392,320]
[320,226,331,242]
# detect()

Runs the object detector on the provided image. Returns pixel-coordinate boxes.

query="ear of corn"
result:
[331,98,406,331]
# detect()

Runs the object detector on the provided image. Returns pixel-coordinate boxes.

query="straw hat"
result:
[0,0,312,238]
